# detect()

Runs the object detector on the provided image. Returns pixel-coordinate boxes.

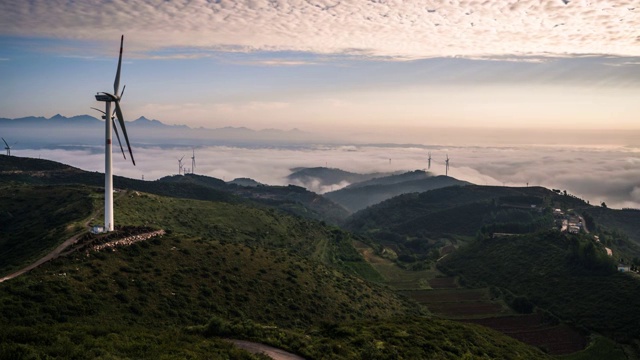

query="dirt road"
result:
[0,191,125,283]
[228,340,305,360]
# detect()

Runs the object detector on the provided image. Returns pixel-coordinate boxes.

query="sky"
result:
[1,0,640,141]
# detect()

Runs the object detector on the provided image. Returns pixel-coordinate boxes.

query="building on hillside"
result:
[605,247,613,257]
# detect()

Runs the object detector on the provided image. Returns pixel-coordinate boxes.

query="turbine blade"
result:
[112,118,127,160]
[91,107,106,115]
[1,138,8,147]
[113,99,136,166]
[114,35,123,96]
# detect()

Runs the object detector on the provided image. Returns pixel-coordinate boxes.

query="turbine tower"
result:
[445,154,450,176]
[427,151,432,170]
[178,156,185,175]
[2,138,16,156]
[94,35,135,232]
[191,148,196,174]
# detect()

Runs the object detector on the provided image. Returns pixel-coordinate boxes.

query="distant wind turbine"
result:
[177,156,185,175]
[191,148,196,174]
[2,137,16,156]
[445,154,450,176]
[93,35,135,232]
[427,151,432,170]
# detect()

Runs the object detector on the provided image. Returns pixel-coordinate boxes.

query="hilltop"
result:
[0,156,348,224]
[324,170,470,213]
[287,167,397,193]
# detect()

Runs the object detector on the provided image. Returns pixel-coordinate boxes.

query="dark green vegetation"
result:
[160,173,349,225]
[346,185,556,265]
[197,316,548,359]
[439,231,640,354]
[0,155,348,224]
[325,171,470,213]
[0,185,93,276]
[0,156,555,359]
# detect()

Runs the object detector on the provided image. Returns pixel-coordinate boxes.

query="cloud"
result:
[1,0,639,59]
[15,142,640,210]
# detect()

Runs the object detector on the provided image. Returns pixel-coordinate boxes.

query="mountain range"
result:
[0,114,316,147]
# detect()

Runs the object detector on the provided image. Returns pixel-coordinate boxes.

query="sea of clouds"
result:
[16,143,640,210]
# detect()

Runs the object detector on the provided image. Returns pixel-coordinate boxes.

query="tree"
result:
[601,202,607,208]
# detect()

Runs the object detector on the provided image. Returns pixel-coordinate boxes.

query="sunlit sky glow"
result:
[2,0,640,140]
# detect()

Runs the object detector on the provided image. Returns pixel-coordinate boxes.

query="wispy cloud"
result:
[1,0,639,60]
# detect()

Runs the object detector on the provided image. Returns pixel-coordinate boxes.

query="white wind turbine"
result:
[2,138,16,156]
[177,156,185,175]
[445,154,450,176]
[1,138,17,156]
[191,148,196,174]
[427,151,432,170]
[93,35,135,232]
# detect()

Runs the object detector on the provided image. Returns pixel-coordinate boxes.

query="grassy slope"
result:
[438,231,640,344]
[346,185,556,234]
[325,174,469,213]
[0,184,94,276]
[113,191,375,280]
[0,180,542,358]
[0,185,550,359]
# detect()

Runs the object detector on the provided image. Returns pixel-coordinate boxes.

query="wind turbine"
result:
[445,154,450,176]
[94,35,135,232]
[177,156,185,175]
[191,148,196,174]
[2,138,16,156]
[427,151,432,170]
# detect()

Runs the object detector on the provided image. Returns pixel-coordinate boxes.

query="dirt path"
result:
[227,340,305,360]
[0,191,125,283]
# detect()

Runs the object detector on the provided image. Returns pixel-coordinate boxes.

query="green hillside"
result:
[0,155,347,224]
[345,185,557,264]
[160,173,350,224]
[439,231,640,351]
[0,182,552,358]
[7,156,635,357]
[0,184,94,276]
[324,172,470,213]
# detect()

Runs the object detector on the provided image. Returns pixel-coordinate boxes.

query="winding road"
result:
[0,191,126,283]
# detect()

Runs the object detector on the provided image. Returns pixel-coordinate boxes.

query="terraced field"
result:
[401,288,510,318]
[354,241,588,356]
[463,315,587,355]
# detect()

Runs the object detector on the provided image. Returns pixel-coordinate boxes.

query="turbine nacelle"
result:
[95,93,119,102]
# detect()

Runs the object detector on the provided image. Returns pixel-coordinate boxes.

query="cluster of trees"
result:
[567,237,616,274]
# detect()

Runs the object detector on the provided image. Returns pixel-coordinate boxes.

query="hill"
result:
[0,156,348,224]
[438,231,640,355]
[344,185,557,263]
[0,181,550,358]
[0,184,94,276]
[159,173,349,224]
[287,167,396,192]
[324,171,470,213]
[0,114,320,147]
